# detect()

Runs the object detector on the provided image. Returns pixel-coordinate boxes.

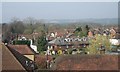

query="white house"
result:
[29,39,39,53]
[109,39,120,45]
[18,36,27,40]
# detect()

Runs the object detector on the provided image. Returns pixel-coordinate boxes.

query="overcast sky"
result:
[2,2,118,23]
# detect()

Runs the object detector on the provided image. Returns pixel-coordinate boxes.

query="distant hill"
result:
[45,18,118,25]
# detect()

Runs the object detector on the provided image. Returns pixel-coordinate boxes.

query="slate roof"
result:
[48,37,89,45]
[48,37,66,45]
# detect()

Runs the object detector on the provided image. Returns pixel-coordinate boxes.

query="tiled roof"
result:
[35,55,53,63]
[2,44,25,70]
[35,55,53,69]
[66,29,75,33]
[7,45,34,55]
[7,45,37,71]
[52,55,118,70]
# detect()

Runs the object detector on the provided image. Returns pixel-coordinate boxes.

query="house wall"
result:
[24,55,34,61]
[51,44,89,51]
[57,44,89,49]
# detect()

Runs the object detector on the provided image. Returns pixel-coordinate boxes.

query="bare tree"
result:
[23,17,36,25]
[9,21,25,34]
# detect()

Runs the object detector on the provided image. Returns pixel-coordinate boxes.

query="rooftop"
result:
[7,45,34,55]
[2,44,25,71]
[52,55,119,70]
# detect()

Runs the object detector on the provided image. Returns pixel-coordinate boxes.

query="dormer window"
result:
[26,60,28,66]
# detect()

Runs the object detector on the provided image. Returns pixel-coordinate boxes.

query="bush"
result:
[86,35,111,54]
[13,40,30,45]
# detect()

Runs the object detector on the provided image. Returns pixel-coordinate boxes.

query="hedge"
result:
[13,40,30,45]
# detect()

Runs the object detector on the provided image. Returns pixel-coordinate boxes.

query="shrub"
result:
[13,40,30,45]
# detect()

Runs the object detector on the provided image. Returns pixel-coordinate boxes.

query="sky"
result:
[1,0,119,2]
[1,2,118,23]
